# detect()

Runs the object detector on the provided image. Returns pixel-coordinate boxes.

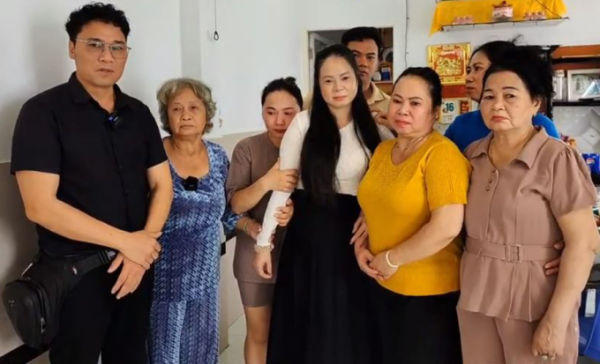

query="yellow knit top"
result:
[357,131,470,296]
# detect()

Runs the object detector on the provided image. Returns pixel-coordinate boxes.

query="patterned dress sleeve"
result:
[215,145,241,235]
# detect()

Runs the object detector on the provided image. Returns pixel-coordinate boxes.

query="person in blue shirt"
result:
[445,41,560,151]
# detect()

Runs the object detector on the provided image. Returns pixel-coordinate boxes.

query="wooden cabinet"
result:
[551,45,600,109]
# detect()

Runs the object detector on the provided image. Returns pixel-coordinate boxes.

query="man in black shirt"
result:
[10,3,173,363]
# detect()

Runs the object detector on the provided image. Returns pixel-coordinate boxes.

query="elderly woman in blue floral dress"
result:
[149,78,239,364]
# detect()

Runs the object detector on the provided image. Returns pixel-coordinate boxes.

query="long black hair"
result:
[300,44,381,205]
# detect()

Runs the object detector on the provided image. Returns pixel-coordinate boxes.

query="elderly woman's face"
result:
[480,71,541,133]
[167,87,207,136]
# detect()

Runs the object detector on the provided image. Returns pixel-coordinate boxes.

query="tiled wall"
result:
[554,106,600,153]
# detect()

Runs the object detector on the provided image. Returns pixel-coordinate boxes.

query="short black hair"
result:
[341,27,383,58]
[471,39,517,65]
[65,2,130,42]
[483,46,553,102]
[261,77,303,109]
[395,67,442,110]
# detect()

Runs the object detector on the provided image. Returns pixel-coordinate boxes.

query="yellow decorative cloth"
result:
[430,0,567,35]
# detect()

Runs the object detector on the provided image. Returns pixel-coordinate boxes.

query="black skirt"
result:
[266,190,375,364]
[367,280,463,364]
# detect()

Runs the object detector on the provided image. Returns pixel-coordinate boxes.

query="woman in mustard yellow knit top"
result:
[356,67,469,364]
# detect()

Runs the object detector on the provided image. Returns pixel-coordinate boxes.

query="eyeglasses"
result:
[76,38,131,59]
[182,176,199,191]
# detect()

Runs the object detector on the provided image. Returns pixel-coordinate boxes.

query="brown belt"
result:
[465,236,559,263]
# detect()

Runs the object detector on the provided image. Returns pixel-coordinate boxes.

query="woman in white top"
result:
[254,44,389,364]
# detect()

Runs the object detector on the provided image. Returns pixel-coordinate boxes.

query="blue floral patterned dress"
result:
[150,140,239,364]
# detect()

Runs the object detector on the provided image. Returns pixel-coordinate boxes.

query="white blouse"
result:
[255,110,393,247]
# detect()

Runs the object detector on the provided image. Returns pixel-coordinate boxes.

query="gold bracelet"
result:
[385,250,400,269]
[242,219,250,234]
[254,244,274,253]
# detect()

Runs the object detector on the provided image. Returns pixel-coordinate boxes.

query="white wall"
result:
[0,0,182,163]
[194,0,406,137]
[193,0,305,137]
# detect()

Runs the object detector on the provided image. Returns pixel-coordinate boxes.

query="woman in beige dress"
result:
[458,46,599,363]
[226,77,302,364]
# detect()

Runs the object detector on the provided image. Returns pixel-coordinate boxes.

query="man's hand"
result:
[119,230,162,269]
[370,106,389,127]
[107,253,146,299]
[350,212,368,246]
[544,241,564,276]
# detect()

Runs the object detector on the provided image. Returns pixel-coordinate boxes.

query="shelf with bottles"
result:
[551,45,600,107]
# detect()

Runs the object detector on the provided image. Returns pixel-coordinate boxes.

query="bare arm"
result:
[143,161,173,232]
[388,204,464,265]
[108,161,172,298]
[532,207,599,356]
[371,204,464,278]
[15,170,160,269]
[230,161,297,214]
[230,178,270,214]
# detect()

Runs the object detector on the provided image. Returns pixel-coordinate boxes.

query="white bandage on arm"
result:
[255,112,307,247]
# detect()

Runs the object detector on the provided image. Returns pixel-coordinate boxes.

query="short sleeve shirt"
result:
[458,128,596,321]
[11,73,167,256]
[358,131,470,296]
[225,132,284,283]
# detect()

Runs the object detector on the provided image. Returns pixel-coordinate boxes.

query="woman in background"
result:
[444,40,559,152]
[226,77,302,364]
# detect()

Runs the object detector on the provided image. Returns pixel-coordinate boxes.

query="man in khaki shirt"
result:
[305,27,392,129]
[342,26,391,127]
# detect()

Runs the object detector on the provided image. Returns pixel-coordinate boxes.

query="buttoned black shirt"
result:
[11,73,167,256]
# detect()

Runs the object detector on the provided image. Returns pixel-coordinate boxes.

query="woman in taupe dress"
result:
[458,46,599,363]
[226,77,302,364]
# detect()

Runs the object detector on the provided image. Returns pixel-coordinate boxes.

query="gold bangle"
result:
[385,250,400,269]
[254,244,273,253]
[242,219,250,234]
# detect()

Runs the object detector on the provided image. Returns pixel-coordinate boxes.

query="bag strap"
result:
[587,264,600,289]
[69,250,117,277]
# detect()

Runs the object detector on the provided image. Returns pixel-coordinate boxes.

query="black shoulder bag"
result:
[2,250,115,348]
